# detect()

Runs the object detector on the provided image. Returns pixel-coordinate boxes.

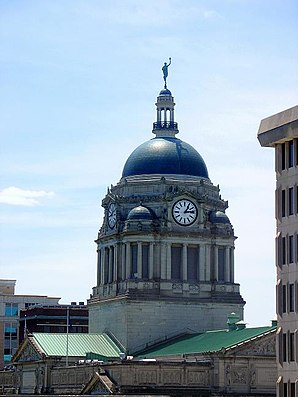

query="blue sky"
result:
[1,0,297,326]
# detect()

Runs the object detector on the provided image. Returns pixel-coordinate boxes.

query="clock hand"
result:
[184,203,190,214]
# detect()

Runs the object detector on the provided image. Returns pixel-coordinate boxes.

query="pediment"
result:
[224,331,276,357]
[81,371,114,394]
[13,338,43,363]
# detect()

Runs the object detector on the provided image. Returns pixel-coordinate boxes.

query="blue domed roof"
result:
[159,88,172,96]
[209,210,230,224]
[127,205,155,220]
[122,137,209,178]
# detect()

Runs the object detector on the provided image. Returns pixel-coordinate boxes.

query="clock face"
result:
[172,199,198,226]
[107,203,117,228]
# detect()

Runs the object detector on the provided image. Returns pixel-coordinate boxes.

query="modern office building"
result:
[19,303,88,345]
[258,105,298,397]
[0,279,60,368]
[88,78,245,353]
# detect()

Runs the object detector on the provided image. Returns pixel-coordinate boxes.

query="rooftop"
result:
[22,333,122,361]
[138,324,277,358]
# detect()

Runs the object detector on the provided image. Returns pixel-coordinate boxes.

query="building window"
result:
[290,383,295,397]
[4,322,18,363]
[283,333,287,362]
[289,140,294,168]
[171,245,182,281]
[5,303,18,317]
[289,332,295,361]
[282,189,286,217]
[281,143,286,170]
[142,244,149,279]
[282,237,286,265]
[187,246,199,281]
[289,187,294,215]
[289,283,294,312]
[218,247,226,282]
[282,284,287,313]
[131,244,138,278]
[289,235,294,263]
[284,383,288,397]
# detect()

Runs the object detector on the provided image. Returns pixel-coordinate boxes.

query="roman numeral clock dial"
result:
[172,199,198,226]
[107,203,117,228]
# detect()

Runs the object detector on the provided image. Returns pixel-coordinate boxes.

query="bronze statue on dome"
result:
[162,57,171,88]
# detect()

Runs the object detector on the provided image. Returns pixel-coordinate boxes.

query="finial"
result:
[162,57,171,89]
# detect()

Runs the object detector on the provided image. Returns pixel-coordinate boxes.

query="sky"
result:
[0,0,297,327]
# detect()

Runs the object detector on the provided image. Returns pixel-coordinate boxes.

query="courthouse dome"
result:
[122,137,209,178]
[122,82,209,179]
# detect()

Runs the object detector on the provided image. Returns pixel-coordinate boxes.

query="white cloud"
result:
[0,187,54,206]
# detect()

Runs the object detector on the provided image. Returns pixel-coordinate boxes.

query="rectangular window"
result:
[131,244,138,277]
[289,140,294,168]
[187,246,199,281]
[290,383,295,397]
[282,284,287,313]
[5,303,18,317]
[142,244,149,279]
[289,235,294,263]
[282,237,287,265]
[218,247,226,282]
[289,284,294,312]
[289,187,294,215]
[283,333,287,362]
[281,143,286,170]
[4,322,18,360]
[282,189,286,217]
[289,332,295,361]
[171,246,182,281]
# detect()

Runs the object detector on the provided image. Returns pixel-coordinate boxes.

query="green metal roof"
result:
[138,325,276,358]
[32,333,122,359]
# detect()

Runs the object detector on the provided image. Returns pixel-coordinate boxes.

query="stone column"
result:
[225,247,230,282]
[121,243,126,281]
[125,242,131,279]
[149,243,154,279]
[137,242,142,279]
[214,246,218,281]
[230,247,235,283]
[97,248,101,286]
[100,248,105,285]
[183,244,187,281]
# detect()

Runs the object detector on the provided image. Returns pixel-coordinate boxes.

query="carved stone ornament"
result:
[226,364,248,385]
[232,335,276,356]
[18,343,41,362]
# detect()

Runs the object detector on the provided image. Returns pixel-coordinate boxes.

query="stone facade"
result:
[0,327,277,395]
[258,105,298,397]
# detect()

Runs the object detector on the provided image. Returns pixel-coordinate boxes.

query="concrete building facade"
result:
[258,105,298,397]
[88,85,245,353]
[0,279,60,369]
